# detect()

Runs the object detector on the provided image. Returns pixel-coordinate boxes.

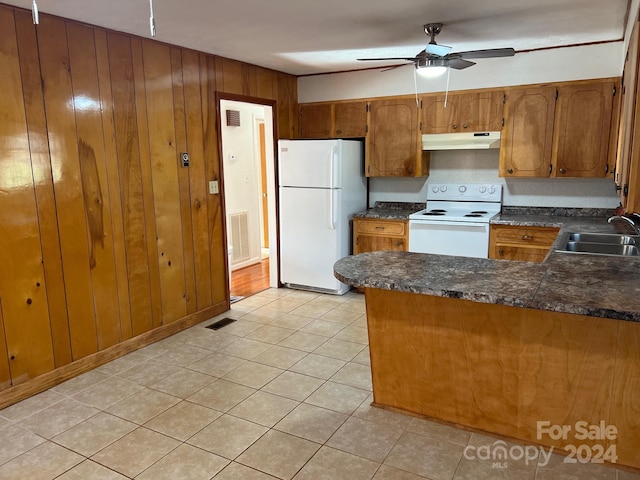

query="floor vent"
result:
[230,211,250,263]
[205,318,237,330]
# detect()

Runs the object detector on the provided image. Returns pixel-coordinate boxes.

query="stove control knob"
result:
[479,186,487,193]
[488,186,496,194]
[440,186,447,192]
[432,186,439,193]
[458,186,467,193]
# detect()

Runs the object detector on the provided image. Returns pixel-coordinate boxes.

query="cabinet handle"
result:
[498,249,505,255]
[463,123,468,128]
[452,124,458,129]
[336,130,342,135]
[559,168,566,174]
[508,168,514,174]
[395,241,402,246]
[323,130,330,135]
[521,235,533,241]
[375,226,385,230]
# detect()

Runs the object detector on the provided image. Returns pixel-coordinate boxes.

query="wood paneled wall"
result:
[0,4,298,392]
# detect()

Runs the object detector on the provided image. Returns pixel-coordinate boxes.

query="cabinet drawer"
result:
[356,220,406,236]
[491,225,559,246]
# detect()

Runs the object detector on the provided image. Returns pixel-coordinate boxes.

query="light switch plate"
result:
[209,180,219,194]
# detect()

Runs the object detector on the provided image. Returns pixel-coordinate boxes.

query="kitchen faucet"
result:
[607,213,640,235]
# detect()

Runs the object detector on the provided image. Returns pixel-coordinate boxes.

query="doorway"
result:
[219,98,277,299]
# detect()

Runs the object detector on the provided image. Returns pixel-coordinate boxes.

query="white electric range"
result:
[408,183,503,258]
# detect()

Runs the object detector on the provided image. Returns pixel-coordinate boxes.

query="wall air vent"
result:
[226,109,241,127]
[229,211,250,262]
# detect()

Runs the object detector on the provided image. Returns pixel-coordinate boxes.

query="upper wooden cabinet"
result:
[298,101,366,139]
[553,81,616,177]
[422,91,504,134]
[333,102,367,137]
[500,86,556,177]
[500,79,619,178]
[299,103,332,138]
[366,98,429,177]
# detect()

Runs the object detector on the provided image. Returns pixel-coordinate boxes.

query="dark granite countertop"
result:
[336,209,640,322]
[353,201,425,220]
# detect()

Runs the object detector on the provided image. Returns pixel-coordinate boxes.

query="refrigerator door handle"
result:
[330,145,336,188]
[328,189,336,230]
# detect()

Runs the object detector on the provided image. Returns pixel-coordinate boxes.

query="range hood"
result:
[422,132,501,151]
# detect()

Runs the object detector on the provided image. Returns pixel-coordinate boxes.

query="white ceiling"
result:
[2,0,631,75]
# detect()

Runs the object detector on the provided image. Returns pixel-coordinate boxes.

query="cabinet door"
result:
[553,81,615,178]
[617,21,640,207]
[500,87,556,177]
[459,91,504,132]
[334,101,366,137]
[355,235,405,254]
[422,94,459,133]
[366,98,425,176]
[299,103,332,138]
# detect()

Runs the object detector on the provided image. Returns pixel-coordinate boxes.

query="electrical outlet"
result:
[209,180,219,194]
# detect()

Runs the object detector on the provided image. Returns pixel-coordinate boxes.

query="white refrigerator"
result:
[278,139,366,295]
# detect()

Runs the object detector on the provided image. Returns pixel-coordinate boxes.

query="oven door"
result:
[408,220,490,258]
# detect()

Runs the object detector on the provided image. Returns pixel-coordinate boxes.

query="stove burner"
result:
[470,211,488,214]
[464,214,483,217]
[422,212,446,216]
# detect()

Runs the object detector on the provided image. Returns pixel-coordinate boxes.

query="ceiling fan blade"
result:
[357,57,418,62]
[381,64,412,72]
[425,43,452,57]
[448,58,476,70]
[448,48,515,60]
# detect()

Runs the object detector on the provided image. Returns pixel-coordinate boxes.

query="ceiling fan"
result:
[358,23,515,77]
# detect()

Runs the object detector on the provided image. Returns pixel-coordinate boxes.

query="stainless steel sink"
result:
[564,241,640,256]
[567,233,638,245]
[557,232,640,257]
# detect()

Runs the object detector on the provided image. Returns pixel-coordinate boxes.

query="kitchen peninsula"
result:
[334,216,640,470]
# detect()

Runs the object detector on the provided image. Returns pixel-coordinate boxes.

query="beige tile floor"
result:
[0,287,638,480]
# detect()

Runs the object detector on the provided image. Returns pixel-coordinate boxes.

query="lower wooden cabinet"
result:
[353,218,408,254]
[489,225,560,262]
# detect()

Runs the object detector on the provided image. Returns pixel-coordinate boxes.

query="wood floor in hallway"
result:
[230,258,270,298]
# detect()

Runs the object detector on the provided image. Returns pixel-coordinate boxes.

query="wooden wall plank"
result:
[277,72,294,138]
[66,22,122,350]
[0,301,11,391]
[183,50,212,310]
[221,58,243,94]
[201,54,228,305]
[130,38,164,330]
[94,29,133,342]
[256,67,275,100]
[107,32,154,336]
[289,75,299,138]
[13,10,72,368]
[243,64,257,97]
[37,15,98,360]
[141,40,187,324]
[170,47,197,315]
[0,7,55,382]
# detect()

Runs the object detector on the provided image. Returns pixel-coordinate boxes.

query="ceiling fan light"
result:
[416,58,448,77]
